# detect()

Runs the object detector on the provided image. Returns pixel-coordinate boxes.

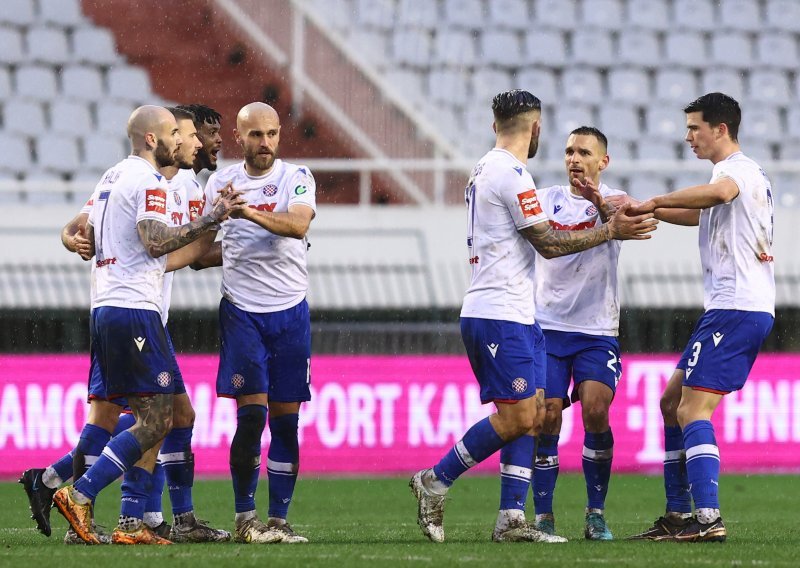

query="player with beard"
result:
[20,106,232,544]
[50,106,243,545]
[409,90,657,544]
[199,102,316,544]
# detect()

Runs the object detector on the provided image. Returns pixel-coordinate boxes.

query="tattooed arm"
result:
[138,190,243,258]
[521,203,658,259]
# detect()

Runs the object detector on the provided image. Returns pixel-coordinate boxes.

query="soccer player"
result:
[409,90,657,543]
[528,127,625,541]
[200,102,316,544]
[627,93,774,542]
[21,106,231,544]
[51,105,242,545]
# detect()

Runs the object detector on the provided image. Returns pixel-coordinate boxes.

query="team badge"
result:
[262,184,278,197]
[512,377,527,393]
[156,371,172,387]
[585,204,598,216]
[172,192,181,206]
[231,373,245,389]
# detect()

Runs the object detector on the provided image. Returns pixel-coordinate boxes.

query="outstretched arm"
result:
[629,178,739,226]
[232,203,314,239]
[165,232,217,272]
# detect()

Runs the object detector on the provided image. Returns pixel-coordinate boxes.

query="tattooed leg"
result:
[128,394,174,452]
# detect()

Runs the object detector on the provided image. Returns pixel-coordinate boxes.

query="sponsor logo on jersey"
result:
[188,200,203,221]
[294,185,308,195]
[549,219,595,231]
[96,257,117,268]
[99,190,111,201]
[250,203,277,212]
[156,371,172,387]
[134,336,146,351]
[145,189,167,214]
[759,252,774,262]
[553,204,562,214]
[712,332,724,347]
[172,191,182,206]
[487,343,499,358]
[512,377,527,393]
[517,189,543,217]
[469,255,479,264]
[171,211,184,225]
[262,184,278,197]
[513,166,524,176]
[585,204,598,216]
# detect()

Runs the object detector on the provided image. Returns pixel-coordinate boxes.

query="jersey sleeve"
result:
[497,170,548,229]
[287,166,316,212]
[135,177,170,225]
[86,189,100,227]
[711,162,745,199]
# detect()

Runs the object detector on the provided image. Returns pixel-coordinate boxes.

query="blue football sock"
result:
[433,417,505,486]
[145,462,165,515]
[230,405,267,513]
[74,430,142,502]
[113,412,136,437]
[121,466,153,522]
[50,451,74,485]
[664,425,691,513]
[683,420,720,510]
[499,434,535,511]
[73,423,112,481]
[533,434,559,515]
[267,414,300,519]
[160,426,194,515]
[583,430,614,510]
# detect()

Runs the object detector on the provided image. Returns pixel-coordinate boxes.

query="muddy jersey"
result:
[534,183,626,336]
[701,152,775,315]
[460,149,549,325]
[204,159,316,313]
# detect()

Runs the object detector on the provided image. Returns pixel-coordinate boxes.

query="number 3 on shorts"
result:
[687,341,702,368]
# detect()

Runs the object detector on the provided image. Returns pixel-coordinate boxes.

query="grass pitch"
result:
[0,474,795,567]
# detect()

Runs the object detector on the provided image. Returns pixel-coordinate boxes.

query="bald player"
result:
[52,106,243,545]
[200,102,316,544]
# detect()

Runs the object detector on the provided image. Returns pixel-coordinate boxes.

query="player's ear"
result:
[599,154,610,171]
[492,121,497,134]
[233,128,243,145]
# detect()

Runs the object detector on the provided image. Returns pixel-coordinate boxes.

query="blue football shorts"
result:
[677,309,774,393]
[89,306,179,400]
[460,317,545,404]
[216,297,312,402]
[543,329,621,407]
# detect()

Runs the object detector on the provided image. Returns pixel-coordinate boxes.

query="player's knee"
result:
[543,400,563,434]
[582,400,610,431]
[172,403,195,429]
[231,404,267,468]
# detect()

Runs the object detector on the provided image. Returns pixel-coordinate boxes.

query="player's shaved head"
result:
[127,105,176,144]
[236,102,280,131]
[127,105,181,167]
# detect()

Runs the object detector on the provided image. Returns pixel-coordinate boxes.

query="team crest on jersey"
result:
[156,371,172,388]
[585,204,598,217]
[231,373,245,389]
[262,184,278,197]
[512,377,528,393]
[517,189,543,218]
[172,191,181,206]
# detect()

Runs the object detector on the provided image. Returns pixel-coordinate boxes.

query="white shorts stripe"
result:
[500,464,532,480]
[455,440,477,468]
[686,444,720,461]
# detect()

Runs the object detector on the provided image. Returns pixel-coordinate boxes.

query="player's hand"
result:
[608,202,658,240]
[210,188,246,222]
[627,199,657,215]
[571,176,602,205]
[73,224,94,260]
[606,194,640,211]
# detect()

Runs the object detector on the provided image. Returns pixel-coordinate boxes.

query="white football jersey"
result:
[88,156,170,313]
[204,159,316,313]
[460,149,549,325]
[701,151,775,315]
[534,184,626,336]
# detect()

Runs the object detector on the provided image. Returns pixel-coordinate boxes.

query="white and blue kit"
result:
[461,148,550,404]
[676,151,775,393]
[85,156,179,400]
[534,183,626,404]
[204,159,316,401]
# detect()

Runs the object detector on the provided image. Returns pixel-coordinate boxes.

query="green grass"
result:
[0,474,796,567]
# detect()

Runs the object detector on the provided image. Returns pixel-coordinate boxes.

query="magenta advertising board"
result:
[1,354,799,477]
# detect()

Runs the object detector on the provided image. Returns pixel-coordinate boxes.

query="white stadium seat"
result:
[36,135,80,174]
[487,0,529,30]
[608,69,650,103]
[514,67,558,104]
[15,65,59,102]
[533,0,577,31]
[61,65,105,102]
[653,69,698,104]
[701,69,745,101]
[95,101,135,136]
[391,29,432,67]
[82,133,127,171]
[627,0,670,31]
[552,104,595,137]
[755,33,799,71]
[626,172,671,200]
[3,99,46,134]
[72,27,120,66]
[571,29,614,67]
[427,68,469,107]
[524,30,568,67]
[0,27,26,65]
[443,0,484,30]
[765,0,800,33]
[598,104,642,142]
[709,33,754,69]
[107,66,153,102]
[0,133,32,175]
[579,0,624,31]
[0,0,36,27]
[397,0,438,29]
[637,139,680,161]
[742,107,783,143]
[39,0,86,28]
[434,29,477,68]
[560,67,603,103]
[665,32,707,68]
[470,68,513,107]
[26,26,71,66]
[382,69,425,103]
[616,30,662,68]
[645,105,686,140]
[719,0,762,32]
[49,100,94,136]
[354,0,394,30]
[673,0,716,31]
[0,67,11,99]
[480,30,521,67]
[747,70,791,106]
